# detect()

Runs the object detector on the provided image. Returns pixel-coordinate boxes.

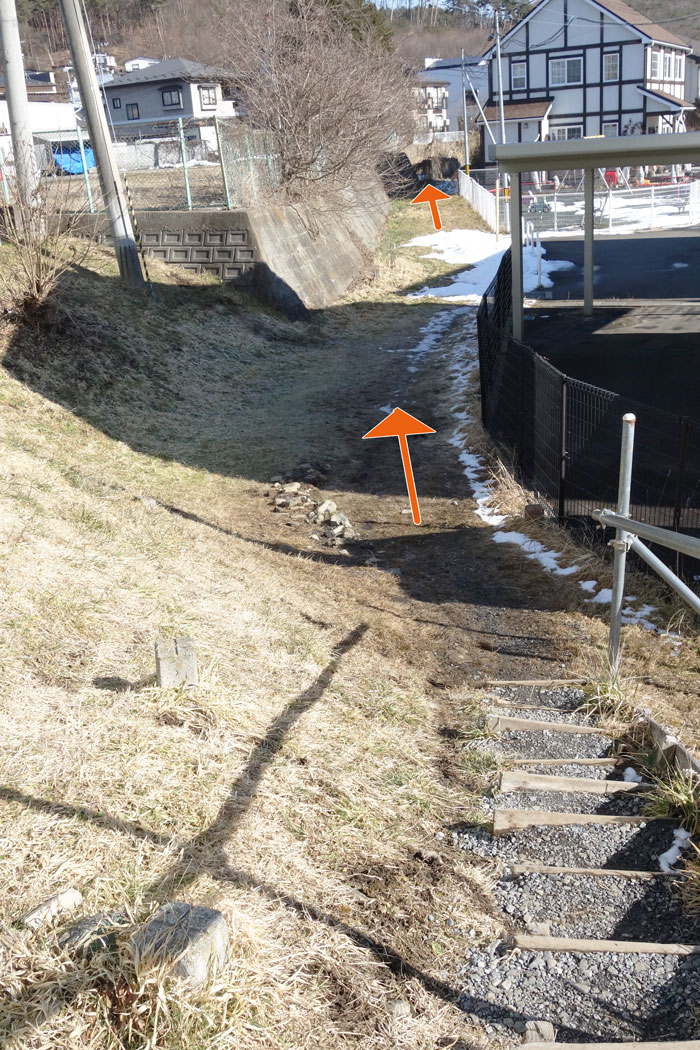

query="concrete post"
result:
[57,0,144,289]
[76,124,94,213]
[177,118,192,210]
[584,167,594,316]
[0,0,40,209]
[510,171,524,341]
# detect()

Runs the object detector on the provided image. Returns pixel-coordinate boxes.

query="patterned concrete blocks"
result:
[139,224,255,280]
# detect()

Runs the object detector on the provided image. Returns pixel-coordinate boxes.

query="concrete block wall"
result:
[140,226,255,281]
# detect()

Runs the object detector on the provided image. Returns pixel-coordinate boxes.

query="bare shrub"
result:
[212,0,417,204]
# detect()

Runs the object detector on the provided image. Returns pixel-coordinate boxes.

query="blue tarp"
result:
[52,145,96,175]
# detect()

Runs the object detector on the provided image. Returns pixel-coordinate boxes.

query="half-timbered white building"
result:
[479,0,694,161]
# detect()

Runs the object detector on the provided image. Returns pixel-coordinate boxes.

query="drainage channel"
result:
[454,683,700,1045]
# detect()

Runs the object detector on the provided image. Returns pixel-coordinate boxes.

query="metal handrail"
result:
[592,414,700,672]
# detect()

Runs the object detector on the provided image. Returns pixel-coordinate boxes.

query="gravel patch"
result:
[494,871,700,942]
[490,707,598,727]
[488,729,615,761]
[493,789,646,816]
[457,944,700,1041]
[491,687,587,710]
[454,820,678,869]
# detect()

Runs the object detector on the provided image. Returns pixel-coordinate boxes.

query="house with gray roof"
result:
[101,58,237,139]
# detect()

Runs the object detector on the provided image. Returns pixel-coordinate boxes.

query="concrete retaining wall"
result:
[69,179,389,317]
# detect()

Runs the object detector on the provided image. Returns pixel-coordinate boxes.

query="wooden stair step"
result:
[499,771,651,796]
[514,933,700,956]
[493,808,649,834]
[523,1042,700,1050]
[511,862,677,879]
[489,702,581,713]
[508,757,618,768]
[487,715,610,736]
[480,677,587,687]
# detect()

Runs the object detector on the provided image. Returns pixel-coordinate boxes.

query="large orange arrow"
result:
[363,407,436,525]
[412,184,451,231]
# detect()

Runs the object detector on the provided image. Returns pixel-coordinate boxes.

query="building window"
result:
[549,56,583,86]
[603,53,619,82]
[126,102,139,120]
[650,50,660,78]
[602,121,618,136]
[549,124,583,140]
[511,61,527,90]
[199,85,217,107]
[663,52,672,79]
[675,54,683,80]
[161,88,182,108]
[112,97,121,109]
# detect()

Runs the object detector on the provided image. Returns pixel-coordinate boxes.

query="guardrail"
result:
[593,413,700,673]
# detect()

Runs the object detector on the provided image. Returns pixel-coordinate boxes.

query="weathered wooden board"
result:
[481,678,587,687]
[508,757,618,767]
[511,862,676,879]
[487,715,610,736]
[524,1043,700,1050]
[514,933,700,955]
[499,771,651,795]
[493,808,648,834]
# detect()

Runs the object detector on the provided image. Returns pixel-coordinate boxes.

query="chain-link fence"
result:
[477,251,700,551]
[0,117,284,214]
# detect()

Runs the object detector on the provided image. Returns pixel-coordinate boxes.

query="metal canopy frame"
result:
[494,132,700,340]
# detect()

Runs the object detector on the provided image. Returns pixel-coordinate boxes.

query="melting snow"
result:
[492,530,579,575]
[623,766,643,784]
[658,828,692,873]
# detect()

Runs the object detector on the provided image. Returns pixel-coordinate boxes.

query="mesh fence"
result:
[6,117,281,215]
[477,252,700,561]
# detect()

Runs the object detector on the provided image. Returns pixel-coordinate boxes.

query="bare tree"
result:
[211,0,416,203]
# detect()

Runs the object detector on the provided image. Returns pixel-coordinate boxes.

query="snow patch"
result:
[492,530,579,576]
[623,766,643,784]
[658,828,692,873]
[588,588,613,604]
[579,579,597,593]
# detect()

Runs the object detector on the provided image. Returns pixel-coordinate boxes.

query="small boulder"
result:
[388,998,411,1020]
[130,902,229,989]
[22,888,83,932]
[524,503,546,520]
[524,1020,556,1043]
[316,500,337,522]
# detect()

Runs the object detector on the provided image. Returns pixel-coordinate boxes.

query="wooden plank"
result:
[487,715,610,736]
[508,757,618,768]
[499,771,651,795]
[514,933,700,956]
[523,1043,700,1050]
[493,808,649,834]
[511,862,677,879]
[490,703,581,713]
[481,678,587,687]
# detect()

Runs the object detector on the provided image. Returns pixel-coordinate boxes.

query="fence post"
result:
[495,176,500,240]
[244,133,258,203]
[558,378,568,518]
[76,124,94,214]
[608,413,636,676]
[177,118,192,211]
[214,116,232,210]
[650,183,655,229]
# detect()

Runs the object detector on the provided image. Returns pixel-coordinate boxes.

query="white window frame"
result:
[663,52,672,79]
[603,52,620,82]
[602,121,618,137]
[549,124,583,141]
[674,54,683,80]
[199,85,218,108]
[549,56,583,86]
[511,61,527,91]
[650,49,660,78]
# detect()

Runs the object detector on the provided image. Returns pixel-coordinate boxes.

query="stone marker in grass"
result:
[155,637,198,689]
[22,888,83,931]
[130,902,229,988]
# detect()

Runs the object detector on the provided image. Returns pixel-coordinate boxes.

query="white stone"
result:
[22,888,84,931]
[130,902,229,988]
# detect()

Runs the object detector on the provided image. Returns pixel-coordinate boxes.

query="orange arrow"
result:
[363,407,436,525]
[411,184,451,231]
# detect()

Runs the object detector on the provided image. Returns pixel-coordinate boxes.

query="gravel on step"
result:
[491,789,646,816]
[487,729,615,761]
[454,819,678,869]
[456,943,700,1041]
[494,871,700,943]
[490,687,587,710]
[490,707,598,727]
[509,762,624,780]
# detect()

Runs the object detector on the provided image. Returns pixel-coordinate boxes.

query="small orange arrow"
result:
[411,184,451,231]
[363,407,436,525]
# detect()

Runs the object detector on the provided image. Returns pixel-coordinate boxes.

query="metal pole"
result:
[466,69,496,145]
[495,175,500,240]
[76,124,94,213]
[214,117,232,210]
[511,172,523,341]
[0,0,40,211]
[584,167,594,316]
[461,48,470,172]
[629,537,700,617]
[178,118,192,211]
[495,10,508,191]
[608,413,636,675]
[57,0,144,289]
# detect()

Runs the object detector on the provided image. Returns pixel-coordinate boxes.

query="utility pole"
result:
[57,0,145,289]
[494,9,509,191]
[460,48,470,173]
[0,0,40,210]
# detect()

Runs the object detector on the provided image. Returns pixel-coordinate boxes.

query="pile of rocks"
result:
[267,479,357,550]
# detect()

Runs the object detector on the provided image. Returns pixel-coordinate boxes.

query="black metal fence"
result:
[477,251,700,534]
